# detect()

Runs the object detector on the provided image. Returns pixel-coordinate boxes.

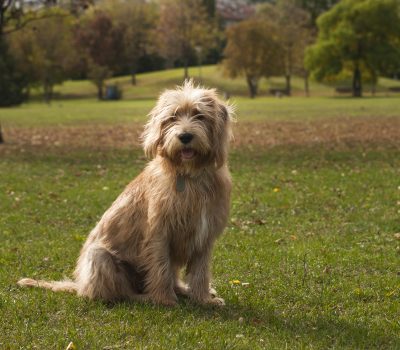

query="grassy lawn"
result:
[1,69,400,349]
[1,146,399,349]
[10,64,400,103]
[1,96,400,127]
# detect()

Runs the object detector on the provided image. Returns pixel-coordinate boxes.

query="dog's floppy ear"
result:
[218,101,235,123]
[141,108,162,159]
[220,104,229,122]
[215,100,235,168]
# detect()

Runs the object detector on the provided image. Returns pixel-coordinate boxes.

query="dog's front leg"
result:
[186,249,225,306]
[142,236,178,306]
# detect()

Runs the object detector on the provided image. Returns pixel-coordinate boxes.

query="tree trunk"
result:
[0,123,4,144]
[183,60,189,81]
[97,81,104,100]
[352,65,362,97]
[371,71,377,96]
[131,66,137,85]
[304,71,310,97]
[285,74,291,96]
[371,83,376,96]
[246,75,258,98]
[0,7,4,38]
[284,45,293,97]
[44,83,53,104]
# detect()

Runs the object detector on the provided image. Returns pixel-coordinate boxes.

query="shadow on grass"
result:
[118,298,397,349]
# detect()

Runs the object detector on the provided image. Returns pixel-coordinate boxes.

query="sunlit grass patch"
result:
[1,144,399,349]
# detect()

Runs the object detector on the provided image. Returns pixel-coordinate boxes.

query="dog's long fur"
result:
[18,81,234,306]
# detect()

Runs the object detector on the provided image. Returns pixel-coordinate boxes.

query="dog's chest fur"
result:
[149,170,220,263]
[170,176,215,261]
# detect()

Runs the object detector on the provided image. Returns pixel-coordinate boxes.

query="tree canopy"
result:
[74,9,125,99]
[305,0,400,97]
[223,18,283,98]
[257,0,310,95]
[9,8,75,102]
[157,0,215,79]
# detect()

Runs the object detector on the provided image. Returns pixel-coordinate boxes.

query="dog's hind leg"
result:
[75,246,143,302]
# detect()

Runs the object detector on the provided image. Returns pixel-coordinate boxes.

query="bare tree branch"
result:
[3,12,70,35]
[2,0,14,11]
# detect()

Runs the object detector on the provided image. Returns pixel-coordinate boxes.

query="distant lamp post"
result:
[195,45,203,82]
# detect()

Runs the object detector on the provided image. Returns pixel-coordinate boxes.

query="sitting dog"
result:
[18,81,234,306]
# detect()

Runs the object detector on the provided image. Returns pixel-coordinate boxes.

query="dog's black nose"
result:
[178,133,193,144]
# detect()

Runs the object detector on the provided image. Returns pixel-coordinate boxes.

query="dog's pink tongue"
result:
[181,149,195,160]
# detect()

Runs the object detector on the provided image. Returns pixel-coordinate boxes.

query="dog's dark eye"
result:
[195,115,205,121]
[169,116,177,122]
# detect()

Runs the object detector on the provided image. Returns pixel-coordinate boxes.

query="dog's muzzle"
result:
[178,133,193,144]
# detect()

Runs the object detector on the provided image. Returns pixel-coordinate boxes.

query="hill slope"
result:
[52,65,400,100]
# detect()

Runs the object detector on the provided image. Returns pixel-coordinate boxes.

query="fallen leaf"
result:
[66,342,76,350]
[386,290,396,297]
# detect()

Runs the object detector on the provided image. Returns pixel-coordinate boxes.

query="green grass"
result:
[25,65,400,101]
[1,96,400,127]
[50,65,331,99]
[1,64,399,127]
[1,146,399,349]
[1,67,400,349]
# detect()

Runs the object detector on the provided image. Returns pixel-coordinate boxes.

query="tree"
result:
[0,1,28,109]
[157,0,215,79]
[295,0,339,28]
[258,0,310,96]
[74,10,125,99]
[8,8,76,103]
[0,0,74,109]
[0,37,28,108]
[305,0,400,97]
[101,0,157,85]
[223,18,283,98]
[202,0,215,17]
[1,0,71,36]
[292,1,340,96]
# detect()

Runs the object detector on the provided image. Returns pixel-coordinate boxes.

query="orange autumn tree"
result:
[223,18,283,98]
[157,0,215,79]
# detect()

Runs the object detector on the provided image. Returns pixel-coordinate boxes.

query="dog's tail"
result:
[17,278,78,293]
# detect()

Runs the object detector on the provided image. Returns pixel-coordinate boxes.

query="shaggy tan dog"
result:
[18,81,234,306]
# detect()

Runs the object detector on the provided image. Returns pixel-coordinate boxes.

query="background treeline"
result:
[1,0,400,105]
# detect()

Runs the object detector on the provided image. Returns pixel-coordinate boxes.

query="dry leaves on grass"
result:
[232,117,400,149]
[1,117,400,155]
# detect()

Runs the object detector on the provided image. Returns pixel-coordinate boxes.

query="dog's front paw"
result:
[192,295,225,307]
[209,286,218,298]
[208,296,225,306]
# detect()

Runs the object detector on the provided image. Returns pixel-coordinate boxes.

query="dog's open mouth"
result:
[181,148,195,160]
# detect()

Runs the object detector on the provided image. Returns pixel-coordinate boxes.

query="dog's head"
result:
[141,80,234,171]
